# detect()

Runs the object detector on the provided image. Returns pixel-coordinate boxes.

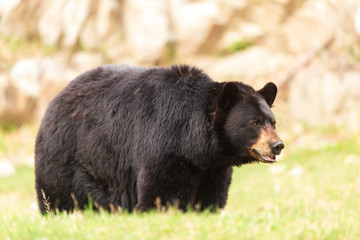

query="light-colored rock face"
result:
[170,0,220,56]
[0,0,42,38]
[0,59,42,126]
[289,68,360,131]
[355,7,360,35]
[0,75,10,122]
[0,0,247,62]
[0,0,20,16]
[0,0,360,131]
[80,0,123,49]
[10,59,43,97]
[0,53,104,126]
[204,47,290,86]
[123,0,170,64]
[1,0,360,59]
[39,0,92,47]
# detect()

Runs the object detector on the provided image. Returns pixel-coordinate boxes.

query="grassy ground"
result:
[0,131,359,239]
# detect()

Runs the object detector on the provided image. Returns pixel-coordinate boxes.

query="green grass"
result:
[0,136,359,239]
[0,166,34,193]
[226,40,253,54]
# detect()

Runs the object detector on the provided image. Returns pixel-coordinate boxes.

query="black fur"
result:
[35,64,279,213]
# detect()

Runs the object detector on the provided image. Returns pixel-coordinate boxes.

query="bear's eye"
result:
[251,120,261,127]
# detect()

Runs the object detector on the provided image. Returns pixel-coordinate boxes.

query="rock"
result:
[0,53,105,127]
[170,0,222,56]
[0,75,11,124]
[80,0,123,50]
[204,47,290,86]
[355,7,360,35]
[246,1,283,31]
[10,56,73,85]
[0,0,20,17]
[289,68,360,131]
[123,0,170,64]
[62,0,92,47]
[0,0,42,38]
[38,0,66,46]
[0,160,16,178]
[218,22,264,51]
[341,71,360,132]
[40,56,72,84]
[10,59,43,97]
[1,56,75,126]
[38,0,92,47]
[4,59,41,125]
[280,0,334,53]
[70,52,104,74]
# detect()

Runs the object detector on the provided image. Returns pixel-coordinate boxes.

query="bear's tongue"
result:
[261,155,276,162]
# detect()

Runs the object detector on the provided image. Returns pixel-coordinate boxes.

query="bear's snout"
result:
[249,125,283,163]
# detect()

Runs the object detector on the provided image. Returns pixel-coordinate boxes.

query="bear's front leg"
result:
[135,159,202,211]
[194,166,233,211]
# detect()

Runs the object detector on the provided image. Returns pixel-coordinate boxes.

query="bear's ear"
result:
[257,82,277,107]
[217,82,239,110]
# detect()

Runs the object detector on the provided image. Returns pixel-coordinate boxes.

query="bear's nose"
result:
[271,141,284,155]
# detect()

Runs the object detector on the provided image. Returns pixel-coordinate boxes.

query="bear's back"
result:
[59,64,213,113]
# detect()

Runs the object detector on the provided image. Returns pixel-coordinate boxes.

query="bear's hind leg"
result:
[71,168,113,211]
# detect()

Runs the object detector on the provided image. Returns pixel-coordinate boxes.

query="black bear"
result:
[35,65,284,214]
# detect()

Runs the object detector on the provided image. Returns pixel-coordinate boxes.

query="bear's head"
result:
[215,82,284,165]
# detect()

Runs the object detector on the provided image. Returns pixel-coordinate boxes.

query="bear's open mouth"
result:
[250,149,276,163]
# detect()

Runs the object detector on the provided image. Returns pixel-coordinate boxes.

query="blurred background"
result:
[0,0,360,176]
